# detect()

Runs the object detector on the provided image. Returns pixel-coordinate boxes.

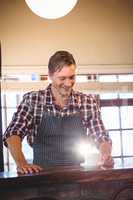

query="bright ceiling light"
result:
[25,0,78,19]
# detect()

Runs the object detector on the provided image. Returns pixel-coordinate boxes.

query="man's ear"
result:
[48,72,53,82]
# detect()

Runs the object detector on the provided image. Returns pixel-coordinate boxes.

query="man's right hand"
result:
[17,163,43,174]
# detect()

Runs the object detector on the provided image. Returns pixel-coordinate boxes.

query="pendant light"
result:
[25,0,78,19]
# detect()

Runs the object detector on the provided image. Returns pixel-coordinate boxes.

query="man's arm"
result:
[6,135,43,174]
[85,94,114,167]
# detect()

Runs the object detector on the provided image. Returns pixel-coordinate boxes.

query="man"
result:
[3,50,114,174]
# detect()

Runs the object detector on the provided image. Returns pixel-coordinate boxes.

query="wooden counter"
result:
[0,164,133,200]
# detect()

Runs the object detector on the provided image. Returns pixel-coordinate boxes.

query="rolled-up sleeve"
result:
[3,93,34,147]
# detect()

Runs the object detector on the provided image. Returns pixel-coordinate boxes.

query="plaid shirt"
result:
[3,84,111,147]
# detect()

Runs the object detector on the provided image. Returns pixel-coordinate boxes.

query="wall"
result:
[1,0,133,73]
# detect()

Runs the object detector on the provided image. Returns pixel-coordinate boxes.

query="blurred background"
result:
[0,0,133,171]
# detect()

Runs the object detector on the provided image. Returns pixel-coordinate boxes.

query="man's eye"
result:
[59,76,75,81]
[69,76,75,80]
[59,78,65,81]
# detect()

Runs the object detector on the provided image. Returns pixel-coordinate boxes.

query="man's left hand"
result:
[99,141,114,168]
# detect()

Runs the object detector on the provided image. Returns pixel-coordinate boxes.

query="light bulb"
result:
[25,0,78,19]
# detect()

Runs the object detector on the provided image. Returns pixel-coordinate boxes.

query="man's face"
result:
[50,64,76,98]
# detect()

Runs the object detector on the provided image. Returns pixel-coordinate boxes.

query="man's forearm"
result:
[99,141,112,155]
[6,135,27,168]
[6,134,43,174]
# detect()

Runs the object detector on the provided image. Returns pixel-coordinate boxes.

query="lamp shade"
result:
[25,0,78,19]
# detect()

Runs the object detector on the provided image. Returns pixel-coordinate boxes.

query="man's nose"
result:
[64,78,74,87]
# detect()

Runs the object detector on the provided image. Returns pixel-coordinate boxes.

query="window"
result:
[99,74,133,167]
[1,73,133,171]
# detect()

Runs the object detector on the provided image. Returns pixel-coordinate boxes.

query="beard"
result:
[51,79,75,103]
[52,83,73,99]
[58,87,72,98]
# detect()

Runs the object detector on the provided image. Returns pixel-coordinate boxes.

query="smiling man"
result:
[51,65,76,105]
[3,50,114,174]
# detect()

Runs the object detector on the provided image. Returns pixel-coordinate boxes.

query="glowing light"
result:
[78,143,98,156]
[78,142,99,167]
[25,0,78,19]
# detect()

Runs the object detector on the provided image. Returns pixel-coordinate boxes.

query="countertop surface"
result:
[0,162,133,188]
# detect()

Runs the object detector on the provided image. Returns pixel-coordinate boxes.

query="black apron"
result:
[33,111,87,168]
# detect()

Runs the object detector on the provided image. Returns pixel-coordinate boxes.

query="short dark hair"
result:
[48,50,76,75]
